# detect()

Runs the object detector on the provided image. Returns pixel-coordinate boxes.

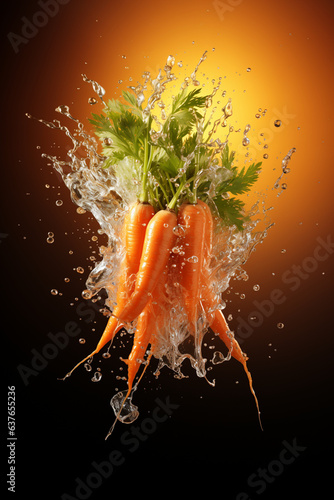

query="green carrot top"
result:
[89,85,261,230]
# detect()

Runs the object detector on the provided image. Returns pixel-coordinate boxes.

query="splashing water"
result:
[29,52,285,426]
[274,147,297,195]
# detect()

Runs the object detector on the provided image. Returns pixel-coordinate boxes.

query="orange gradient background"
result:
[2,0,333,498]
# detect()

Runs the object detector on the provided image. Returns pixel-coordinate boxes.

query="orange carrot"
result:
[197,199,262,428]
[115,209,177,323]
[197,199,213,265]
[177,202,206,331]
[123,201,156,279]
[210,309,263,430]
[106,270,169,440]
[59,201,155,380]
[122,306,152,394]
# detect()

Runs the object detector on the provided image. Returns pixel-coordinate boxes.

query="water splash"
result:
[274,147,296,195]
[30,53,277,424]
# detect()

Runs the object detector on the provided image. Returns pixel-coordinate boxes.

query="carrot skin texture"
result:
[60,202,155,379]
[116,210,177,323]
[177,203,206,330]
[92,202,155,352]
[123,305,152,392]
[123,201,156,278]
[197,199,213,263]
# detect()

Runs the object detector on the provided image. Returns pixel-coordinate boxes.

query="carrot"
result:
[59,201,155,380]
[124,272,168,392]
[115,209,177,323]
[105,270,169,440]
[105,304,152,440]
[122,304,153,396]
[123,201,156,279]
[210,309,263,430]
[197,199,262,428]
[177,202,206,331]
[197,199,213,265]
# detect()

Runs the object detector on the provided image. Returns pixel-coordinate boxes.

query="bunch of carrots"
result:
[59,67,263,431]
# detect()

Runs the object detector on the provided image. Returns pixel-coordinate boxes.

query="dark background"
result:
[2,1,333,499]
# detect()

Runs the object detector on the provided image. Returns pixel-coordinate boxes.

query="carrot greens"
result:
[89,87,262,230]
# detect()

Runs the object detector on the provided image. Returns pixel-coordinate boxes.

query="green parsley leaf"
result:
[213,197,248,231]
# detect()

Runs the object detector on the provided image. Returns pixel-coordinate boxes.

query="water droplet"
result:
[91,371,102,382]
[103,137,112,146]
[55,199,63,206]
[84,362,92,372]
[64,277,70,282]
[166,55,175,67]
[187,255,199,263]
[82,289,92,299]
[277,322,284,329]
[274,119,282,127]
[51,289,58,295]
[177,61,183,67]
[246,67,251,72]
[205,96,213,108]
[227,314,233,321]
[88,97,97,105]
[110,390,139,424]
[263,154,268,159]
[102,352,111,359]
[281,183,287,189]
[281,248,286,253]
[45,184,50,188]
[55,105,70,114]
[212,351,225,365]
[76,207,86,214]
[240,293,246,299]
[253,284,260,291]
[172,225,185,237]
[79,338,86,344]
[255,113,261,119]
[242,137,250,147]
[76,266,85,274]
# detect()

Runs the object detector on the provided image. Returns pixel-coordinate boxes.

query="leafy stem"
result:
[167,175,195,210]
[139,135,153,203]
